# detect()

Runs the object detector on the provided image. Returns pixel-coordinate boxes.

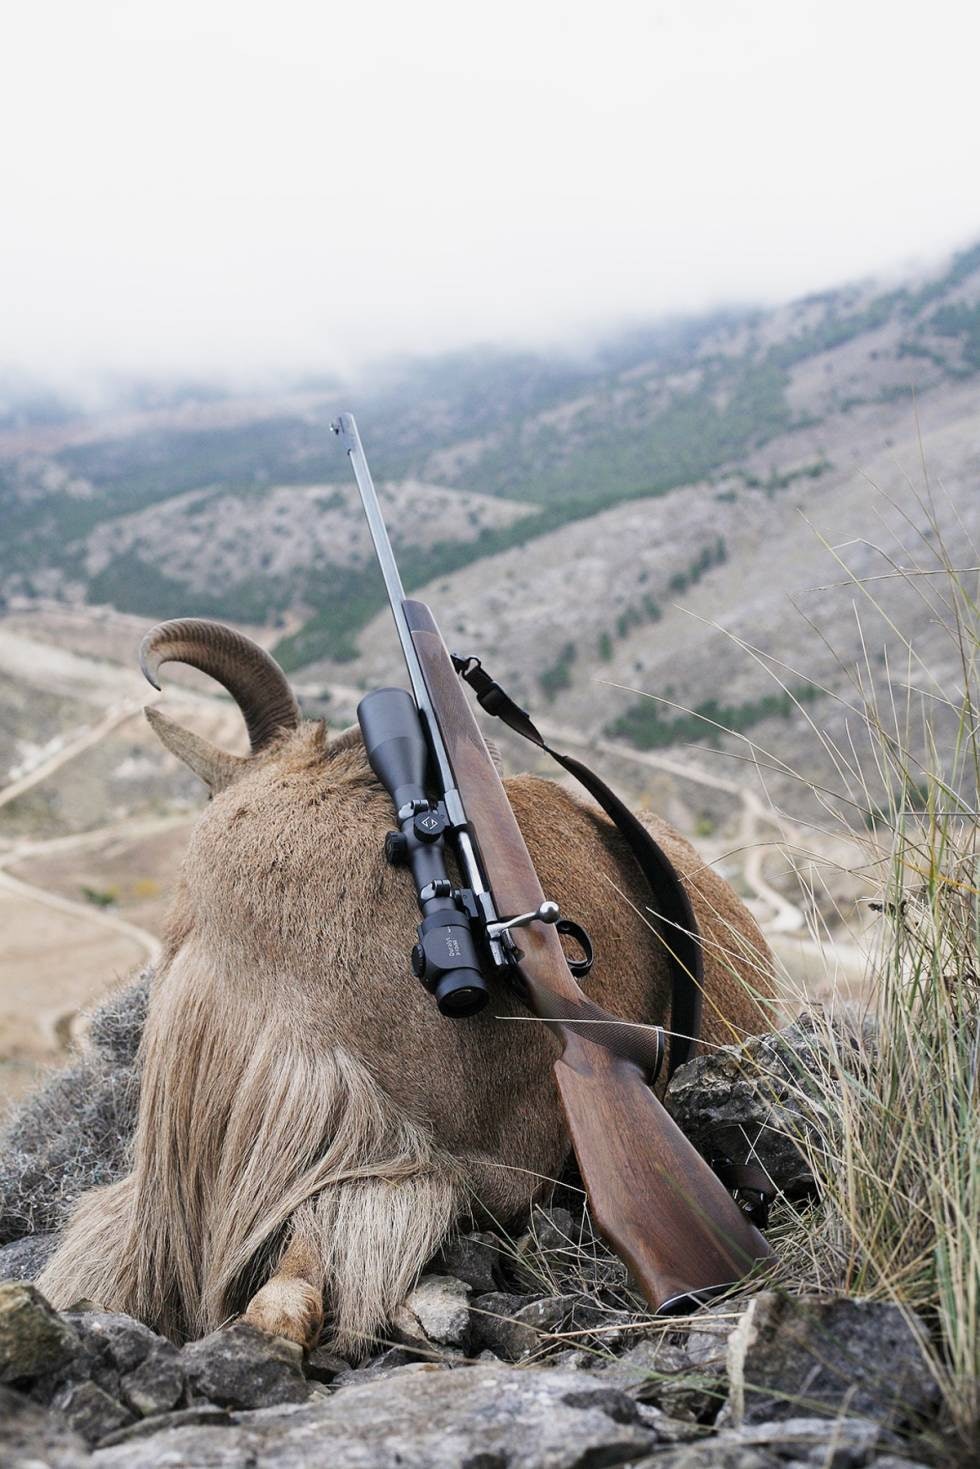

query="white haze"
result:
[2,0,979,385]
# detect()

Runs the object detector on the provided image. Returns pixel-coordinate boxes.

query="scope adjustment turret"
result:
[413,807,447,843]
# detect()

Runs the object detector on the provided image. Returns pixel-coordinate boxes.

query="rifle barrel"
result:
[333,412,497,925]
[332,414,423,705]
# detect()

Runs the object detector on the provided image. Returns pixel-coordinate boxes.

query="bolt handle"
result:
[488,899,561,939]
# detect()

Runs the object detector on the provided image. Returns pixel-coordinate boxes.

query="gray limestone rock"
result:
[729,1413,881,1465]
[97,1405,233,1447]
[511,1206,580,1291]
[469,1290,635,1363]
[681,1303,746,1369]
[666,1011,875,1200]
[52,1378,135,1446]
[432,1230,504,1293]
[0,1383,90,1469]
[393,1272,471,1347]
[469,1292,573,1361]
[0,1231,60,1283]
[871,1458,932,1469]
[526,1206,576,1251]
[73,1311,183,1417]
[634,1449,779,1469]
[303,1343,349,1383]
[181,1322,312,1410]
[633,1415,882,1469]
[29,1309,185,1426]
[725,1292,939,1431]
[332,1345,425,1386]
[118,1341,185,1418]
[0,1281,81,1383]
[596,1339,724,1422]
[92,1360,664,1468]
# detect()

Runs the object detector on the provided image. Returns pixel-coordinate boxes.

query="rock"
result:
[66,1312,157,1375]
[871,1458,932,1469]
[332,1345,423,1386]
[119,1343,185,1417]
[432,1231,504,1293]
[634,1443,780,1468]
[92,1360,665,1468]
[470,1290,637,1362]
[597,1340,723,1422]
[0,1231,60,1282]
[0,1383,89,1468]
[528,1206,575,1251]
[548,1347,593,1370]
[725,1292,939,1431]
[53,1378,134,1446]
[562,1302,638,1350]
[181,1322,312,1410]
[303,1344,348,1384]
[511,1206,577,1291]
[67,1311,184,1417]
[470,1292,572,1361]
[29,1309,185,1425]
[0,1282,80,1383]
[731,1413,881,1464]
[97,1405,233,1447]
[633,1416,882,1468]
[393,1273,471,1347]
[684,1303,747,1368]
[666,1011,873,1200]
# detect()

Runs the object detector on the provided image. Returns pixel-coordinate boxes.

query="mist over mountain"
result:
[2,234,979,1099]
[2,239,979,823]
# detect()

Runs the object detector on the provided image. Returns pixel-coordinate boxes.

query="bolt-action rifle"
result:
[333,411,771,1312]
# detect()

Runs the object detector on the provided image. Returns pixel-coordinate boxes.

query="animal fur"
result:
[39,717,774,1356]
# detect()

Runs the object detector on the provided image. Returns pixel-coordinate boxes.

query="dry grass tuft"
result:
[521,472,979,1457]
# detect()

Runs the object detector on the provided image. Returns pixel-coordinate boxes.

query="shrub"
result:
[538,642,577,702]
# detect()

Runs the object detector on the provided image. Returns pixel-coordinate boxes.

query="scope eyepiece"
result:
[433,972,490,1018]
[412,913,489,1017]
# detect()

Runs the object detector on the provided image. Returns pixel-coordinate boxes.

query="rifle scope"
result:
[358,688,489,1018]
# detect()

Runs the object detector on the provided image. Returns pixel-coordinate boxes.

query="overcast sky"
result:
[3,1,979,383]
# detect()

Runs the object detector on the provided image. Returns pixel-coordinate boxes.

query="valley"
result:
[3,242,978,1098]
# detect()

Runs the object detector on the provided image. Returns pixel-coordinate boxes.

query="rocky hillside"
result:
[3,242,979,812]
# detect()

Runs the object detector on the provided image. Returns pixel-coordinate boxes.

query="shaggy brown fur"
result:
[39,717,774,1356]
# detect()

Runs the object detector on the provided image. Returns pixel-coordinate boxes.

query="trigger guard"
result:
[556,918,594,977]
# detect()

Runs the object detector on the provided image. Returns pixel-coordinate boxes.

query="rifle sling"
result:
[451,655,703,1079]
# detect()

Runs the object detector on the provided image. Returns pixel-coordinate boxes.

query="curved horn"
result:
[139,619,300,753]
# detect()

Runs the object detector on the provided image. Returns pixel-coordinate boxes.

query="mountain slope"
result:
[2,240,979,809]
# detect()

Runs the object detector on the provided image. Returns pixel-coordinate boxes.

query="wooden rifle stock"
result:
[405,598,771,1312]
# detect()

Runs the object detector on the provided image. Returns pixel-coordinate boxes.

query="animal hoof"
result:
[242,1277,324,1350]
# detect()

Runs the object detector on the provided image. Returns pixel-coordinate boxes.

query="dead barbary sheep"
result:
[35,620,773,1356]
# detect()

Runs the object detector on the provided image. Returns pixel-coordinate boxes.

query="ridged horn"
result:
[139,619,300,752]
